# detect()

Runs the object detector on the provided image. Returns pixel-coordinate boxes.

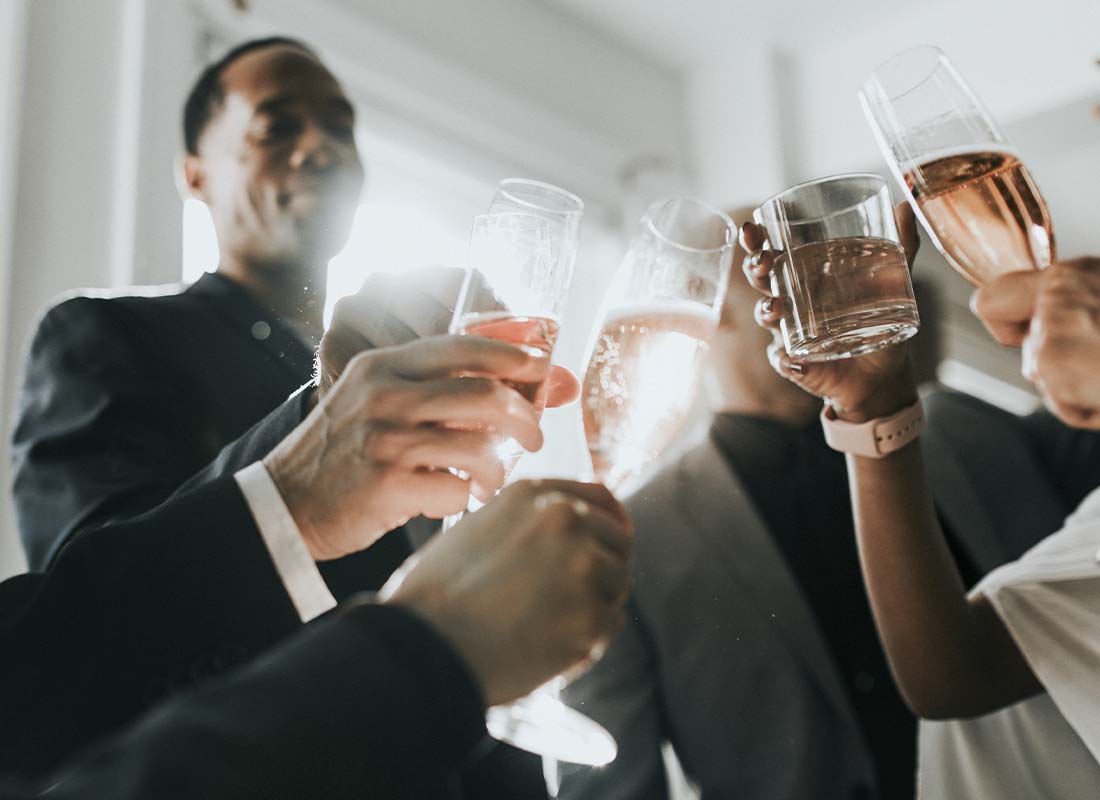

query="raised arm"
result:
[740,214,1041,719]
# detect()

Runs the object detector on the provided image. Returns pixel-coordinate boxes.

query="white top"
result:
[919,487,1100,799]
[234,462,337,623]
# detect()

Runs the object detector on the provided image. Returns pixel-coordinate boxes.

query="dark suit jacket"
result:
[0,476,303,780]
[11,271,412,593]
[561,389,1100,800]
[7,273,542,797]
[0,481,490,798]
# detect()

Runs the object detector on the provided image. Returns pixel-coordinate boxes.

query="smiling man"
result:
[11,38,395,574]
[9,37,556,799]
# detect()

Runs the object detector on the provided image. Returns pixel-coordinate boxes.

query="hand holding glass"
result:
[754,173,919,362]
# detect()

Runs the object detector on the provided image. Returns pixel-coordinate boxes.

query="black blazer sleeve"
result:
[0,604,489,800]
[12,297,409,596]
[12,298,208,569]
[0,477,303,780]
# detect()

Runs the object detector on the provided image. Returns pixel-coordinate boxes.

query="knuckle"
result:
[539,498,579,531]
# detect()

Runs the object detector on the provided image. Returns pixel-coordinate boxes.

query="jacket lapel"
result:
[186,272,315,384]
[672,437,865,736]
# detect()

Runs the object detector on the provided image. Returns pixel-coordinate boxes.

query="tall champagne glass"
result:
[447,209,619,770]
[860,45,1055,286]
[582,198,734,493]
[450,212,564,478]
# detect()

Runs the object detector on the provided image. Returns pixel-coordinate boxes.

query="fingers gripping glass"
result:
[860,45,1055,286]
[754,173,920,362]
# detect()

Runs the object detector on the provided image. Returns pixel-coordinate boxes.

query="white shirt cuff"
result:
[234,462,337,623]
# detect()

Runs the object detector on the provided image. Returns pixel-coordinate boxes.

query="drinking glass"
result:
[582,197,734,494]
[447,210,618,770]
[860,45,1055,286]
[489,179,584,278]
[450,212,565,478]
[754,173,920,362]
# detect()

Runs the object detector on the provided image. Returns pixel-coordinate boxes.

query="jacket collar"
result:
[186,271,315,382]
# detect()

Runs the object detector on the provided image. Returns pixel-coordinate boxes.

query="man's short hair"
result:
[182,36,318,155]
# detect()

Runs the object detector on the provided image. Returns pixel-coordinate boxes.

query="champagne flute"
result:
[860,45,1055,286]
[447,211,619,770]
[450,212,563,481]
[582,197,734,493]
[489,179,583,278]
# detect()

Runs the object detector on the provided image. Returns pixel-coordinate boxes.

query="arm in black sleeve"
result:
[0,477,303,780]
[13,295,405,598]
[14,604,489,800]
[11,298,200,569]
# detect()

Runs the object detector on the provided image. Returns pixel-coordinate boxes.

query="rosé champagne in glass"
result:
[582,198,734,493]
[860,45,1054,286]
[450,213,565,477]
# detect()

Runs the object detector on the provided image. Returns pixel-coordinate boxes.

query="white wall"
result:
[683,0,1100,398]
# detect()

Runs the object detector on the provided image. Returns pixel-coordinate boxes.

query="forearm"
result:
[848,442,1040,717]
[35,604,488,800]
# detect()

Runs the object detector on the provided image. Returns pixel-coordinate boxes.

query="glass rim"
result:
[756,172,887,223]
[496,178,584,216]
[641,196,735,254]
[862,44,948,104]
[472,210,554,226]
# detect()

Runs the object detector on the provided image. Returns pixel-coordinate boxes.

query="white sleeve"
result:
[975,486,1100,763]
[234,461,337,623]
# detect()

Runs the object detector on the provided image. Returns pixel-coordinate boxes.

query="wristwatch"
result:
[820,399,924,458]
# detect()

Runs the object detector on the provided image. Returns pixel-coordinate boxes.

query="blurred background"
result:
[0,0,1097,580]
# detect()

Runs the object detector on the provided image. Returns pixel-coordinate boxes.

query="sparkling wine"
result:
[454,311,560,474]
[904,148,1054,285]
[583,302,715,492]
[773,237,919,361]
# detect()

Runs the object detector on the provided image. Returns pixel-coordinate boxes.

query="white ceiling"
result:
[546,0,924,70]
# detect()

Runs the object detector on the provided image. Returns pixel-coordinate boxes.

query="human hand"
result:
[972,258,1100,429]
[380,479,633,707]
[316,266,579,406]
[265,336,551,561]
[740,204,920,421]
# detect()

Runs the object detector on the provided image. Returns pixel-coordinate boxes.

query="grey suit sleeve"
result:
[559,599,669,800]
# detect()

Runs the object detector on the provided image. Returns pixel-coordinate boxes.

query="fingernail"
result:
[760,297,774,315]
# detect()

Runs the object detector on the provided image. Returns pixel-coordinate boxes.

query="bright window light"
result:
[182,198,219,283]
[181,198,468,326]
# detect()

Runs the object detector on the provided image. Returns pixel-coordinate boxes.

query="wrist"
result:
[829,387,919,424]
[262,448,327,561]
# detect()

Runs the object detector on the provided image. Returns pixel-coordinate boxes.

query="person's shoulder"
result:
[41,282,188,321]
[923,386,1016,423]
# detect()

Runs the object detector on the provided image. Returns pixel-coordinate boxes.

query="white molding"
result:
[126,0,202,285]
[0,0,29,579]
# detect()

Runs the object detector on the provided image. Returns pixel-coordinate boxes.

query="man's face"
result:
[190,45,365,272]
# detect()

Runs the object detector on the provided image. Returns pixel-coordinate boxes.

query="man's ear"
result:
[179,154,208,202]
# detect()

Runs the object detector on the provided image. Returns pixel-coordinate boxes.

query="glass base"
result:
[789,320,918,362]
[487,693,617,766]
